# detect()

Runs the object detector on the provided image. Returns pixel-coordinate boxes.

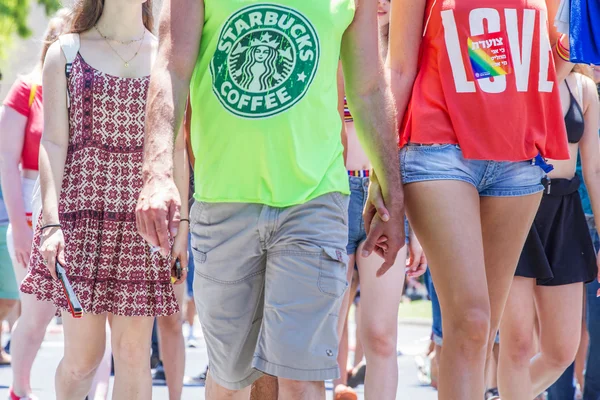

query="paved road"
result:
[0,321,438,399]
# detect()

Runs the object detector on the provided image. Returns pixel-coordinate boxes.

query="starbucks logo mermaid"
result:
[210,4,320,119]
[230,32,291,93]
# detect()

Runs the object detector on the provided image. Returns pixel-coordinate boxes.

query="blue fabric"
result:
[547,363,576,400]
[569,0,600,64]
[425,269,443,343]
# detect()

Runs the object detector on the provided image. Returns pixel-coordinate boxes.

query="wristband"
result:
[41,224,61,232]
[179,219,190,224]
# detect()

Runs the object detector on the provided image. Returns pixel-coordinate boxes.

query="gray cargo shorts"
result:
[191,192,349,390]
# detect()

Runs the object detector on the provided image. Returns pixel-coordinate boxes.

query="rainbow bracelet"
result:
[556,34,571,62]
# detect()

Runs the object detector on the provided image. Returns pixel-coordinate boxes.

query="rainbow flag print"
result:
[467,32,512,80]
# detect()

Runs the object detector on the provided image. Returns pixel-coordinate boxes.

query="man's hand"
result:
[363,172,405,277]
[136,177,181,256]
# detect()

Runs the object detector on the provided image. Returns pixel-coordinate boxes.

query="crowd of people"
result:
[0,0,598,399]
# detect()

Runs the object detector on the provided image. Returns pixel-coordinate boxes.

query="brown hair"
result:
[573,64,595,81]
[39,8,72,66]
[70,0,154,34]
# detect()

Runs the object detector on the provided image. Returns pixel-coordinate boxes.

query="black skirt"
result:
[515,176,598,286]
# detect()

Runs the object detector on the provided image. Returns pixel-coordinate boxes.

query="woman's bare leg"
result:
[10,262,56,396]
[530,283,584,397]
[157,284,186,400]
[498,277,537,400]
[405,181,490,399]
[357,243,406,400]
[88,322,112,400]
[480,194,543,359]
[575,295,588,392]
[111,315,154,400]
[55,312,107,400]
[499,281,583,399]
[353,300,364,369]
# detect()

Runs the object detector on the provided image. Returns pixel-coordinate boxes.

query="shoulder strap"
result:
[577,74,584,107]
[58,34,80,109]
[59,33,80,74]
[28,84,38,108]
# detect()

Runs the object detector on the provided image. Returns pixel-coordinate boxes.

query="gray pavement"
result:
[0,321,438,399]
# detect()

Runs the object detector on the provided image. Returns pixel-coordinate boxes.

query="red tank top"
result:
[400,0,569,161]
[3,78,43,171]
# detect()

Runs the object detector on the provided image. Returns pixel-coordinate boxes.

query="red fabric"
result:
[2,78,43,170]
[400,0,569,162]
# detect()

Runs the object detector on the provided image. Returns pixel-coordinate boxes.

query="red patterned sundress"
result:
[21,54,179,317]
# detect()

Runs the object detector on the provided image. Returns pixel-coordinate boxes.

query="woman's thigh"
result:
[404,180,489,323]
[62,312,108,365]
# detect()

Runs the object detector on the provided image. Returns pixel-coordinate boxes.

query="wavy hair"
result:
[69,0,154,34]
[40,8,72,66]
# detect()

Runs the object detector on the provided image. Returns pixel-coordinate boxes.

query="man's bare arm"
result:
[137,0,204,253]
[340,0,404,274]
[143,0,204,181]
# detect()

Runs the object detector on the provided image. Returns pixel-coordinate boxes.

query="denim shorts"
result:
[400,144,545,197]
[347,176,369,255]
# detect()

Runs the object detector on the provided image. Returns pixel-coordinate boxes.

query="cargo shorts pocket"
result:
[318,247,349,298]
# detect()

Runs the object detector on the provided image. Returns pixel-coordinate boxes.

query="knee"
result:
[0,299,17,314]
[113,334,150,370]
[502,330,535,367]
[544,342,578,371]
[62,351,103,382]
[157,313,183,337]
[446,307,490,353]
[362,325,396,358]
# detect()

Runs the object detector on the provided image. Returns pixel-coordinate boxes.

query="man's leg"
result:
[257,193,349,400]
[250,376,278,400]
[191,202,266,399]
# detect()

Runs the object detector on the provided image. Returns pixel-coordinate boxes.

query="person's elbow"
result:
[0,148,21,175]
[583,162,600,186]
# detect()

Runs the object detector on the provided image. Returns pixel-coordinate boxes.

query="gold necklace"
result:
[95,26,146,68]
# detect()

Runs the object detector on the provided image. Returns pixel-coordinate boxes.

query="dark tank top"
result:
[564,80,585,144]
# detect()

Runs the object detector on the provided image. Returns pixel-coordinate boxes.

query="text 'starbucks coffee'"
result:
[210,4,320,118]
[191,0,355,205]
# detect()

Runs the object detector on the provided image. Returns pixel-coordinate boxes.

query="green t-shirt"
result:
[190,0,354,207]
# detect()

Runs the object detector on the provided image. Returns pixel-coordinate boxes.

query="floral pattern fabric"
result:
[21,54,179,317]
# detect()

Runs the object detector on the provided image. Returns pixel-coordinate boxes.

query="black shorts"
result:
[516,176,597,286]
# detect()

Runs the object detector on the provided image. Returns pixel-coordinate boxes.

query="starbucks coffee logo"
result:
[210,4,320,118]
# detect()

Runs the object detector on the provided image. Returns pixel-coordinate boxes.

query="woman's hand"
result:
[406,233,427,278]
[39,227,65,280]
[12,222,33,268]
[170,225,189,285]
